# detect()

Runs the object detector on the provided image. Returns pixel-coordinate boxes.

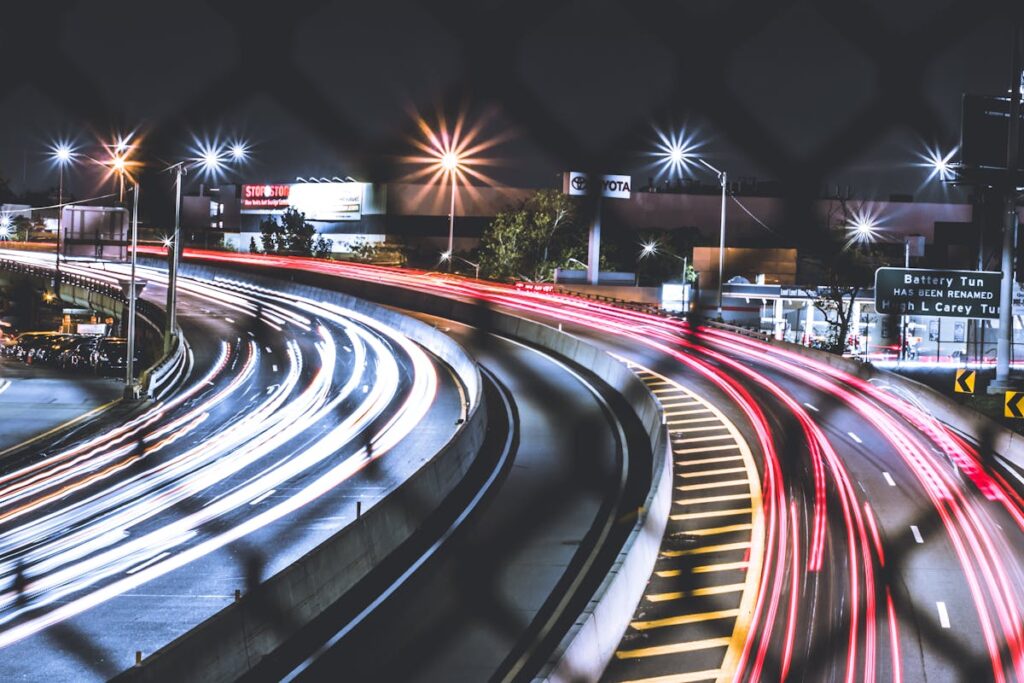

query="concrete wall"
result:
[114,262,485,683]
[123,258,674,683]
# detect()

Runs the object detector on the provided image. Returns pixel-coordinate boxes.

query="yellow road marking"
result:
[666,416,722,425]
[694,561,750,574]
[675,493,751,506]
[673,444,741,455]
[631,608,740,631]
[661,541,751,558]
[672,434,736,444]
[616,636,731,659]
[0,398,121,460]
[679,455,744,466]
[646,584,746,603]
[620,671,721,683]
[670,425,731,434]
[678,467,748,479]
[686,523,753,537]
[677,479,749,492]
[672,507,752,521]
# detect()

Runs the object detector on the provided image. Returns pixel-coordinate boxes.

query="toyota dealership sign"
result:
[563,172,631,199]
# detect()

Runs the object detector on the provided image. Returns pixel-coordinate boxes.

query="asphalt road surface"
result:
[0,254,465,681]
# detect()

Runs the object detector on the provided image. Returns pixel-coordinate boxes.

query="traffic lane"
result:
[725,353,972,682]
[0,336,464,681]
[561,324,953,681]
[295,319,628,683]
[0,358,122,454]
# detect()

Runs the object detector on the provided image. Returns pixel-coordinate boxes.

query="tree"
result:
[802,245,875,354]
[259,208,316,256]
[249,236,260,254]
[313,234,333,259]
[478,190,581,281]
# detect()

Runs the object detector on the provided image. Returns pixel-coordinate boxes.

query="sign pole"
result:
[991,22,1023,393]
[587,198,601,286]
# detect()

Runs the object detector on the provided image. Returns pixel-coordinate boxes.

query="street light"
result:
[50,142,77,302]
[654,133,728,312]
[639,239,690,284]
[439,249,480,279]
[163,138,250,351]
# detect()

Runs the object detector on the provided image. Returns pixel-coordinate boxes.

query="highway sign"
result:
[874,267,1001,319]
[954,369,976,394]
[1005,391,1024,419]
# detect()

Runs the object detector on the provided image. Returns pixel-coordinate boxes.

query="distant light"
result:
[918,145,958,183]
[640,240,660,258]
[115,136,130,154]
[111,155,127,173]
[652,128,702,180]
[230,142,248,162]
[161,235,174,249]
[439,249,452,261]
[52,143,75,165]
[200,147,223,172]
[0,215,10,239]
[853,217,877,236]
[441,152,459,171]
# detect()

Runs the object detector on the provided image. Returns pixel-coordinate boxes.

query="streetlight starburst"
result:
[916,145,958,184]
[650,127,703,182]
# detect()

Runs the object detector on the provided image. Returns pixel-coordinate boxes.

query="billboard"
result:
[240,182,364,220]
[874,267,1001,319]
[562,172,631,199]
[241,184,290,211]
[961,94,1024,171]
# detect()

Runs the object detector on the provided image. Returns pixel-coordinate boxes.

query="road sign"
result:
[1005,391,1024,418]
[874,267,1001,319]
[954,369,976,394]
[562,172,631,199]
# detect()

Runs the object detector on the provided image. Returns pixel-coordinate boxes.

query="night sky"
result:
[0,0,1017,221]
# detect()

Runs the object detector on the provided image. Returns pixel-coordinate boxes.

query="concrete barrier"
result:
[114,264,485,683]
[176,260,676,683]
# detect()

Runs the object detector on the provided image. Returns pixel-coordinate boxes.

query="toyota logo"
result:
[570,175,588,191]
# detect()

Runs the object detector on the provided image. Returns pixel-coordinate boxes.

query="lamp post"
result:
[441,152,459,271]
[50,144,75,304]
[164,141,248,352]
[440,250,480,278]
[656,138,728,313]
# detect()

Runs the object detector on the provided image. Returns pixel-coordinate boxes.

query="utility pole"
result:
[990,22,1023,393]
[165,165,183,353]
[126,182,140,399]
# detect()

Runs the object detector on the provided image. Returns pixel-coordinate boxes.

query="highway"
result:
[272,314,651,682]
[0,252,465,680]
[170,249,1024,682]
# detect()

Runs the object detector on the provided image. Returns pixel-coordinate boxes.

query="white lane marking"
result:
[804,402,819,412]
[249,489,276,506]
[272,364,278,372]
[848,432,863,444]
[883,472,896,487]
[126,552,171,576]
[225,317,235,323]
[265,346,272,353]
[910,525,924,544]
[937,602,950,628]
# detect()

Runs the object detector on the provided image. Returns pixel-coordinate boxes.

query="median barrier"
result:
[133,258,674,683]
[114,262,485,683]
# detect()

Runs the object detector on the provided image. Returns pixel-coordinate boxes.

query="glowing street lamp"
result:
[404,109,505,273]
[163,137,251,351]
[639,238,690,285]
[50,141,78,298]
[439,249,480,279]
[0,214,11,240]
[654,129,728,312]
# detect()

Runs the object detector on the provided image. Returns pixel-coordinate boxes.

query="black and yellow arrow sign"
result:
[954,369,976,394]
[1006,391,1024,419]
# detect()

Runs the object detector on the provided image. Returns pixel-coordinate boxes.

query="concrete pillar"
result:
[804,301,814,346]
[587,201,602,286]
[773,298,784,340]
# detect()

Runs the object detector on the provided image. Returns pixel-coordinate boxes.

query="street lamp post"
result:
[441,251,480,278]
[656,138,728,314]
[50,144,75,306]
[126,180,140,396]
[441,152,459,272]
